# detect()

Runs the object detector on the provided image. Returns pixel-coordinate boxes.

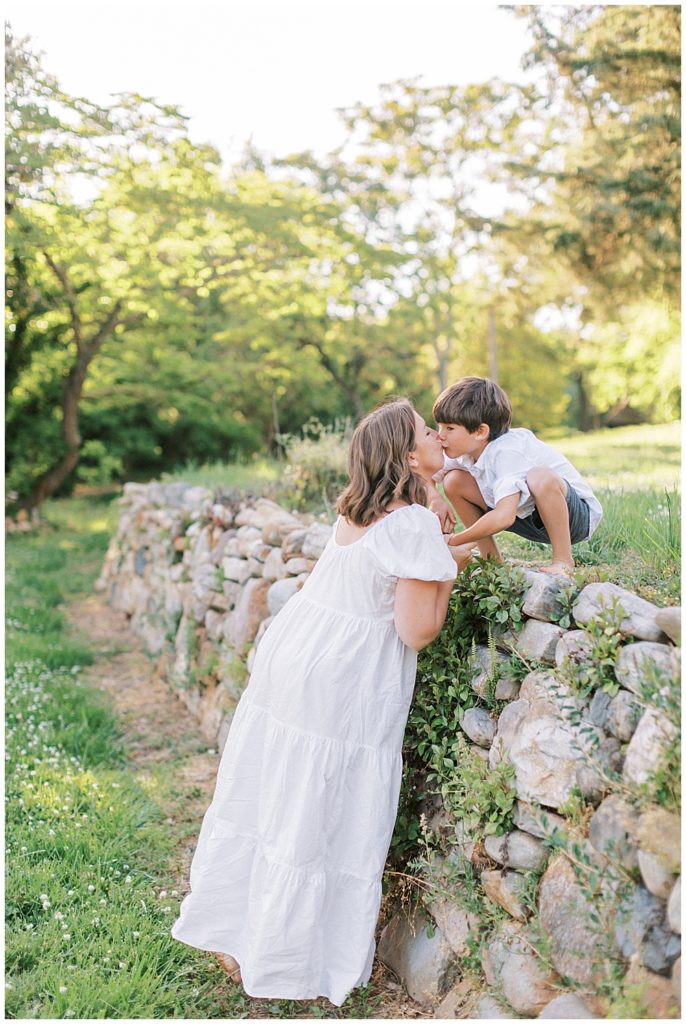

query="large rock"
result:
[236,529,264,560]
[614,883,664,960]
[512,801,568,842]
[574,734,623,806]
[377,906,458,1006]
[605,689,642,741]
[642,922,681,975]
[672,955,681,1001]
[588,688,612,731]
[489,690,602,809]
[461,707,496,747]
[266,577,300,617]
[204,609,226,642]
[428,896,476,956]
[615,641,679,696]
[261,546,288,582]
[538,993,599,1018]
[480,869,530,922]
[283,556,312,576]
[282,528,308,560]
[471,993,517,1018]
[484,830,548,871]
[638,849,677,900]
[623,707,678,786]
[538,854,609,985]
[231,578,271,653]
[573,583,668,641]
[222,580,242,608]
[467,646,520,700]
[521,569,571,621]
[635,806,681,875]
[588,795,640,871]
[234,498,291,530]
[518,669,575,709]
[655,605,681,644]
[301,522,333,559]
[222,556,252,584]
[668,877,681,934]
[481,921,557,1015]
[260,511,303,546]
[513,619,566,664]
[432,978,477,1019]
[555,629,594,669]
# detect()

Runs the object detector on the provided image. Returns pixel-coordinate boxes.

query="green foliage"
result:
[560,600,625,699]
[75,441,125,488]
[404,828,509,979]
[450,557,527,632]
[275,418,352,512]
[5,16,680,503]
[427,731,517,839]
[391,558,526,855]
[514,5,680,302]
[632,660,681,813]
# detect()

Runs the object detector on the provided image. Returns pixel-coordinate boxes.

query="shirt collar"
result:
[450,453,486,477]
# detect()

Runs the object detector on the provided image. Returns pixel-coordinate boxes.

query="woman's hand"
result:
[448,542,475,573]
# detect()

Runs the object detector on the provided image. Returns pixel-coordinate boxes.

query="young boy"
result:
[431,377,602,575]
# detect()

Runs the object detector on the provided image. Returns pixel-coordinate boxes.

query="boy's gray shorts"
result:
[490,480,591,545]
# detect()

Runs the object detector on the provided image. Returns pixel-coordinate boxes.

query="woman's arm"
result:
[394,546,473,651]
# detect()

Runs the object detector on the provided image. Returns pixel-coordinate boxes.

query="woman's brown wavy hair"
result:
[336,398,427,527]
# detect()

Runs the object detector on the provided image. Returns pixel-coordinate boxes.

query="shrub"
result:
[275,418,352,512]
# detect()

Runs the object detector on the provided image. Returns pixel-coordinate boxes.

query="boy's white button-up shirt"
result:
[441,427,603,537]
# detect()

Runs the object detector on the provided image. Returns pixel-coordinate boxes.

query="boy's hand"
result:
[428,491,457,532]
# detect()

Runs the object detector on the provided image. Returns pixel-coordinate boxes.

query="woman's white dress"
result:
[171,503,457,1006]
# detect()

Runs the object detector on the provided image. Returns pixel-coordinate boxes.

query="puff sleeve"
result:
[368,505,458,582]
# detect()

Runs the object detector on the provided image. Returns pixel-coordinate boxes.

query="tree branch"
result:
[42,250,82,347]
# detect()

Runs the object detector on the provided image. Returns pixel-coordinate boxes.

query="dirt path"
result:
[65,594,433,1020]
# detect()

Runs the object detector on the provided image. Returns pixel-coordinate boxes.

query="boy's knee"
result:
[527,467,567,495]
[443,468,472,498]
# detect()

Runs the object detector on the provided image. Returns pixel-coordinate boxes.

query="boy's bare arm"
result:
[446,492,520,547]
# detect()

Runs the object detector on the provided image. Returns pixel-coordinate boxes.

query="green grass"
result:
[542,421,680,491]
[160,456,280,492]
[4,498,385,1019]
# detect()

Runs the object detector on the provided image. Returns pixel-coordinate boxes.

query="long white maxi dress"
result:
[171,503,457,1006]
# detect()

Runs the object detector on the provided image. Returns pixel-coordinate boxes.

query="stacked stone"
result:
[98,484,681,1019]
[97,483,332,748]
[380,573,681,1019]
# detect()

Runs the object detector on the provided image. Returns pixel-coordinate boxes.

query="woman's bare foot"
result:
[540,561,574,577]
[215,952,243,984]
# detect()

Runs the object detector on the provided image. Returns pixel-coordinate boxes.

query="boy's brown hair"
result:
[337,398,427,526]
[433,376,512,441]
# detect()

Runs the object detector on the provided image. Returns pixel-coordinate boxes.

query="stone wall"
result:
[97,481,681,1019]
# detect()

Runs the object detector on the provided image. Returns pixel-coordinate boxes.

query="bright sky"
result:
[7,0,534,166]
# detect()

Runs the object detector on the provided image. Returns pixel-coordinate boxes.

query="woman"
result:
[171,399,472,1006]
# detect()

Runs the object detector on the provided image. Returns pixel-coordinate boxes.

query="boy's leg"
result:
[526,467,574,573]
[443,469,502,561]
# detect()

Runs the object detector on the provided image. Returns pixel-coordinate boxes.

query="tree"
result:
[507,5,680,303]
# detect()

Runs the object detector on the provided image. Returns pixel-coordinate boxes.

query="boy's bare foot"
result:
[215,952,243,984]
[540,561,574,577]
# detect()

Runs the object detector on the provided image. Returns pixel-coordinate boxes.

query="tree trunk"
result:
[25,347,93,509]
[487,306,498,383]
[575,370,597,432]
[24,258,130,508]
